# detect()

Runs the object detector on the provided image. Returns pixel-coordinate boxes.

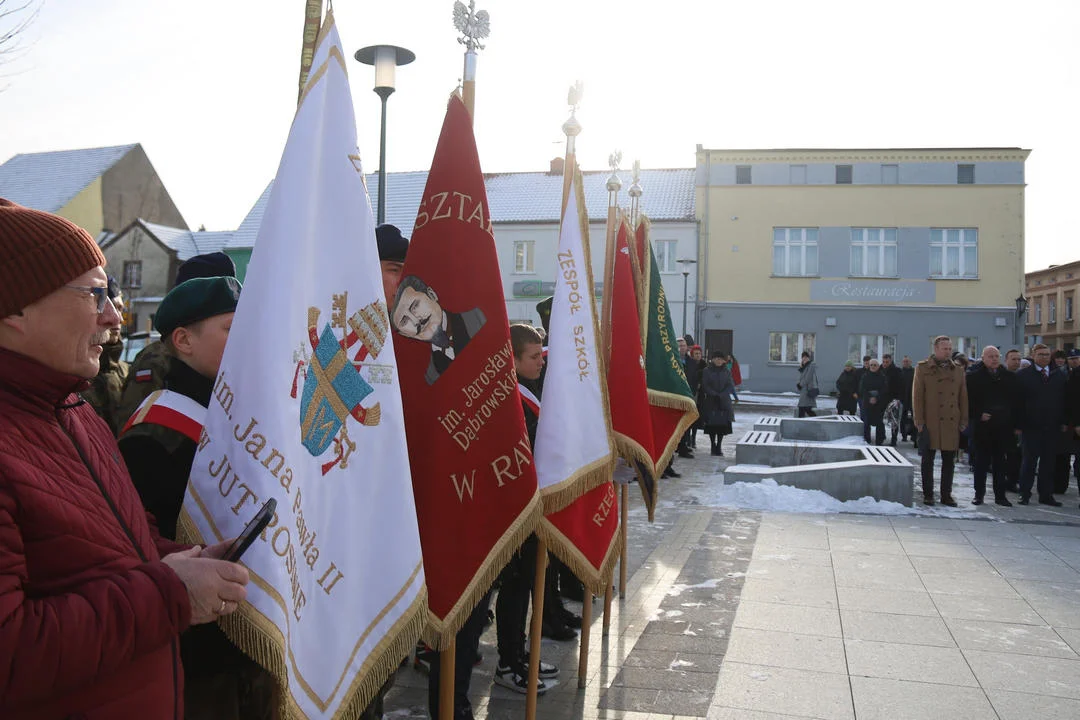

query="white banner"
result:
[181,14,425,719]
[534,168,613,511]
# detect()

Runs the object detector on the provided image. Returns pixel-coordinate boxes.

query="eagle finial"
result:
[453,1,490,52]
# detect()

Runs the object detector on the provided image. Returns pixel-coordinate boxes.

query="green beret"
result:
[156,276,242,337]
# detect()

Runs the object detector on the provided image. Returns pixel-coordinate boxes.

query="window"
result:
[957,164,975,184]
[735,165,752,185]
[850,228,898,277]
[929,228,977,278]
[653,239,677,273]
[790,164,807,184]
[122,260,142,288]
[1066,295,1074,321]
[769,332,815,364]
[772,228,819,277]
[1049,297,1056,324]
[882,164,899,184]
[931,336,979,356]
[1027,301,1034,326]
[513,240,534,274]
[848,334,896,364]
[836,164,853,184]
[1035,299,1042,324]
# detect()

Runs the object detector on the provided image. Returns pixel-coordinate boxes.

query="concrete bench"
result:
[726,440,914,506]
[753,416,783,431]
[778,416,865,442]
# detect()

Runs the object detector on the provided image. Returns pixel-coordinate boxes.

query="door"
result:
[704,329,733,358]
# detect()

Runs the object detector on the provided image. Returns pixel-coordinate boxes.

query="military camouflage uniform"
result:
[83,341,129,436]
[116,340,172,430]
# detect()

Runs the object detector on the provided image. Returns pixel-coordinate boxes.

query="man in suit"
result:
[390,274,487,385]
[1015,343,1069,506]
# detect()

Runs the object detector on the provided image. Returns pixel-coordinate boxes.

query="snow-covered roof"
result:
[0,144,137,212]
[226,167,695,250]
[123,220,234,261]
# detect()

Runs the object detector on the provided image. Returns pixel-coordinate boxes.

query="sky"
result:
[1,0,1077,271]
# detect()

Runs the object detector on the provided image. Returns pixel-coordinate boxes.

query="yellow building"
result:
[1024,260,1080,352]
[695,147,1030,392]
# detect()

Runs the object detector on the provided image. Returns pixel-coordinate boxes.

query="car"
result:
[121,331,161,363]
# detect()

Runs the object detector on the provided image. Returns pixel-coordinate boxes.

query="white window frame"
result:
[930,336,979,357]
[769,331,816,365]
[957,164,975,184]
[513,240,534,274]
[1066,295,1074,321]
[735,165,752,185]
[772,227,819,277]
[122,260,142,289]
[1035,300,1042,324]
[1049,296,1057,324]
[836,164,853,184]
[653,239,678,274]
[849,227,899,278]
[848,334,897,365]
[930,228,978,279]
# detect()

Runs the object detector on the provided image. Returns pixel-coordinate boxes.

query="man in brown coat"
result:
[913,335,969,506]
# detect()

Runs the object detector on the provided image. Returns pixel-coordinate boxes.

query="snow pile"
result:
[694,478,985,517]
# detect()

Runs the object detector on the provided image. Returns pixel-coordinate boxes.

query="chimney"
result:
[549,157,564,175]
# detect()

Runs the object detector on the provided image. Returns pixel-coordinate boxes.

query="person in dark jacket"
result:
[685,345,706,447]
[899,356,917,443]
[1015,343,1069,506]
[858,359,889,445]
[966,346,1019,506]
[0,199,248,719]
[1001,349,1024,491]
[835,361,859,415]
[83,276,130,435]
[119,277,273,719]
[1066,353,1080,507]
[701,350,735,456]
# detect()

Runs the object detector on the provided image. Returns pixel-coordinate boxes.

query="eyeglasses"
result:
[64,285,110,313]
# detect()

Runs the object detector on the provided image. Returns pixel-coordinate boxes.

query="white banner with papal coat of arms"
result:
[180,12,426,719]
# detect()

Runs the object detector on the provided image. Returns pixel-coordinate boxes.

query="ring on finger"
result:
[219,599,227,614]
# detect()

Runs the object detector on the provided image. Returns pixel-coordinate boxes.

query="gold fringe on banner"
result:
[420,493,543,650]
[177,509,428,719]
[536,511,621,597]
[613,433,654,474]
[297,0,324,103]
[540,457,615,517]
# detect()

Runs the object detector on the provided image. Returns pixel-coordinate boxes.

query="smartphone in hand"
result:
[222,498,277,563]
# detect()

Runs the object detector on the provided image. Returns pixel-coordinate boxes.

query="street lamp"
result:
[1015,294,1029,345]
[677,258,697,337]
[354,44,415,225]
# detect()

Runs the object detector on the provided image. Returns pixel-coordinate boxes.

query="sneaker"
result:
[494,665,547,694]
[414,641,436,674]
[523,659,560,679]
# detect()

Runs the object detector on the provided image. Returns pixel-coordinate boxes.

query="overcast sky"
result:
[1,0,1076,271]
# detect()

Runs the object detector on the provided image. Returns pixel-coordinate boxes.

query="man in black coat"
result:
[966,346,1019,506]
[1015,344,1069,506]
[1065,349,1080,504]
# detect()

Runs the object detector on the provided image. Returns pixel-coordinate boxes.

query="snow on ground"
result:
[694,478,989,518]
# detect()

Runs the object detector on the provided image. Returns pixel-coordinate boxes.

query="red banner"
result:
[540,480,619,596]
[393,96,541,646]
[606,214,658,518]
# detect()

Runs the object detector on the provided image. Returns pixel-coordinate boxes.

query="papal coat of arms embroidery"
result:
[291,291,392,475]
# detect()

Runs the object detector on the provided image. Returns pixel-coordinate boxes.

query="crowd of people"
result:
[0,199,592,720]
[678,339,740,459]
[793,337,1080,508]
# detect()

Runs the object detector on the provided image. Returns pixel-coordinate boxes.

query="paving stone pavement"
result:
[382,409,1080,719]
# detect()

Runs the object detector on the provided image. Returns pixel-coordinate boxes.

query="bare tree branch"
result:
[0,0,41,90]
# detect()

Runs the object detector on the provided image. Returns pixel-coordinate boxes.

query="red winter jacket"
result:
[0,348,193,719]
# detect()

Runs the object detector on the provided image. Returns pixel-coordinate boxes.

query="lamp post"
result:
[354,44,415,225]
[1015,294,1029,346]
[677,258,697,337]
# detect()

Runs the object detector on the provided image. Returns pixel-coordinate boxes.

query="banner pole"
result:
[602,583,612,636]
[619,483,629,598]
[525,540,548,720]
[577,591,593,689]
[600,155,621,360]
[438,640,455,720]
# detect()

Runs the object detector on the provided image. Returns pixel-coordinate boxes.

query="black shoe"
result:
[663,467,681,478]
[923,496,935,506]
[941,497,958,507]
[561,581,584,603]
[995,497,1013,507]
[972,497,983,505]
[561,611,582,629]
[711,447,721,456]
[1039,497,1063,507]
[1018,494,1030,505]
[677,449,694,459]
[541,622,577,641]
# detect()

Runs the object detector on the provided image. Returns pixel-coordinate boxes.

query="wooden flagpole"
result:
[620,484,629,598]
[525,540,548,720]
[577,592,593,689]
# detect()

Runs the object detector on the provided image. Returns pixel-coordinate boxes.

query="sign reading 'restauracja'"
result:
[810,280,936,303]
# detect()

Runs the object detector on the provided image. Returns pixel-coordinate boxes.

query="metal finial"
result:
[607,151,622,192]
[453,1,490,52]
[562,81,584,138]
[628,159,643,198]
